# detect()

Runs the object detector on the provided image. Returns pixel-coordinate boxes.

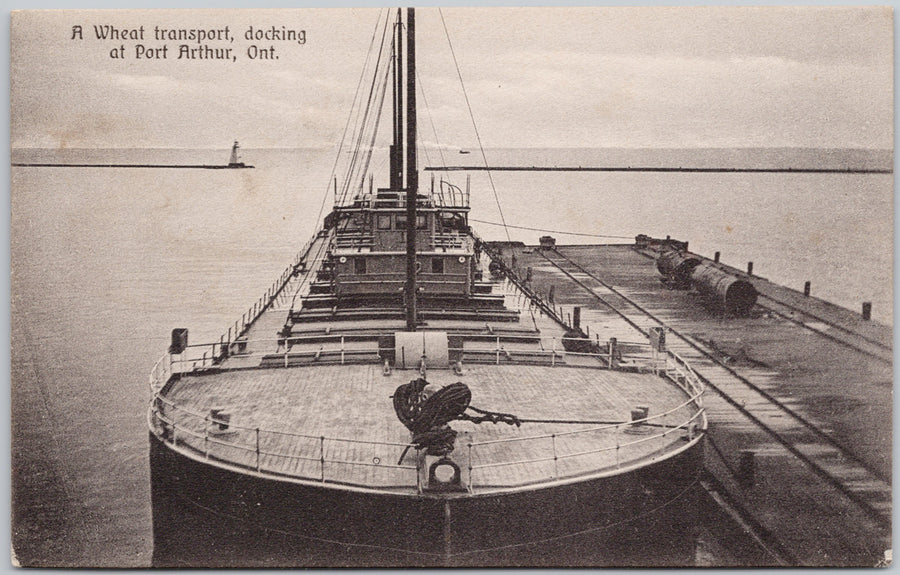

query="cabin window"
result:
[432,258,444,274]
[377,215,392,230]
[416,214,428,229]
[354,257,367,275]
[395,215,407,229]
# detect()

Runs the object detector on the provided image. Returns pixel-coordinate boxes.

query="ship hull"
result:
[150,433,705,567]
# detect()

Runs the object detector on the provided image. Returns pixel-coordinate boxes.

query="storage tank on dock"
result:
[690,263,758,316]
[656,250,702,288]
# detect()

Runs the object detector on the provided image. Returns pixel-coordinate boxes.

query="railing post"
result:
[551,338,556,366]
[204,415,210,459]
[495,336,500,365]
[320,436,326,482]
[341,336,345,365]
[467,443,474,493]
[551,434,559,479]
[255,428,261,471]
[615,425,620,468]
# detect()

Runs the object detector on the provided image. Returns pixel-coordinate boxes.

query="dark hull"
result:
[150,433,705,567]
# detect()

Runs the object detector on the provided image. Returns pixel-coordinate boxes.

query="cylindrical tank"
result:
[656,250,702,286]
[689,263,758,316]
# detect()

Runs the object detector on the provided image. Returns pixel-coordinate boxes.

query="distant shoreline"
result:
[11,163,254,169]
[426,166,892,174]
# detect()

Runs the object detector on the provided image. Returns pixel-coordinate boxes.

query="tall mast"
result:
[389,9,404,190]
[404,7,418,331]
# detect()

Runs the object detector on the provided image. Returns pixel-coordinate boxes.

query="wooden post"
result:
[862,302,872,320]
[739,450,756,488]
[714,251,720,263]
[747,261,754,276]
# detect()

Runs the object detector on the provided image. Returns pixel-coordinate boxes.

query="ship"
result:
[148,9,707,567]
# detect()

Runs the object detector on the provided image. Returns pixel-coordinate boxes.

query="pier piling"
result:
[739,450,756,489]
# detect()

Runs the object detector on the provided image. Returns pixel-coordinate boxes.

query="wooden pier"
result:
[502,241,890,566]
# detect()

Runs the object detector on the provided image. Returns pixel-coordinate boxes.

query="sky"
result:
[10,6,894,150]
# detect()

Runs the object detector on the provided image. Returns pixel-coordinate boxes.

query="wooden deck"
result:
[159,363,699,492]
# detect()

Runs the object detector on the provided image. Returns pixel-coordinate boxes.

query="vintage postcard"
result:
[10,7,892,567]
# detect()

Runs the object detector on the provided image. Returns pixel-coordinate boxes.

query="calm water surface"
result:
[10,147,892,566]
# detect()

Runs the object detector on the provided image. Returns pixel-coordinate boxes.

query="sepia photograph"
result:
[10,6,893,567]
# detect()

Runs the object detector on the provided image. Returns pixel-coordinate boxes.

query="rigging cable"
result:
[469,218,634,240]
[310,8,387,229]
[354,28,393,197]
[340,12,393,205]
[415,68,451,205]
[293,9,390,309]
[438,8,511,242]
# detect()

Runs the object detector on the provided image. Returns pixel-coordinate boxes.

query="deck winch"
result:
[392,378,521,462]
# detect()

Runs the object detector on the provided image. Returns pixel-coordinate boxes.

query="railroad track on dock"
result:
[536,248,891,532]
[753,295,892,363]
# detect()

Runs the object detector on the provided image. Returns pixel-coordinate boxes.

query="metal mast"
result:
[404,7,418,331]
[389,9,403,190]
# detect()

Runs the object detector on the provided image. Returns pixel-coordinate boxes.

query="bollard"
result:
[573,307,581,330]
[630,406,649,424]
[803,281,811,297]
[747,261,754,276]
[714,251,720,263]
[862,302,872,320]
[209,408,231,434]
[738,450,756,488]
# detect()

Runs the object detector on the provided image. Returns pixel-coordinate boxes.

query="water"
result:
[10,146,892,566]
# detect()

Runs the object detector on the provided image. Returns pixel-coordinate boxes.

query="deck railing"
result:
[223,232,320,344]
[149,333,665,390]
[149,334,705,493]
[465,351,705,490]
[149,394,421,489]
